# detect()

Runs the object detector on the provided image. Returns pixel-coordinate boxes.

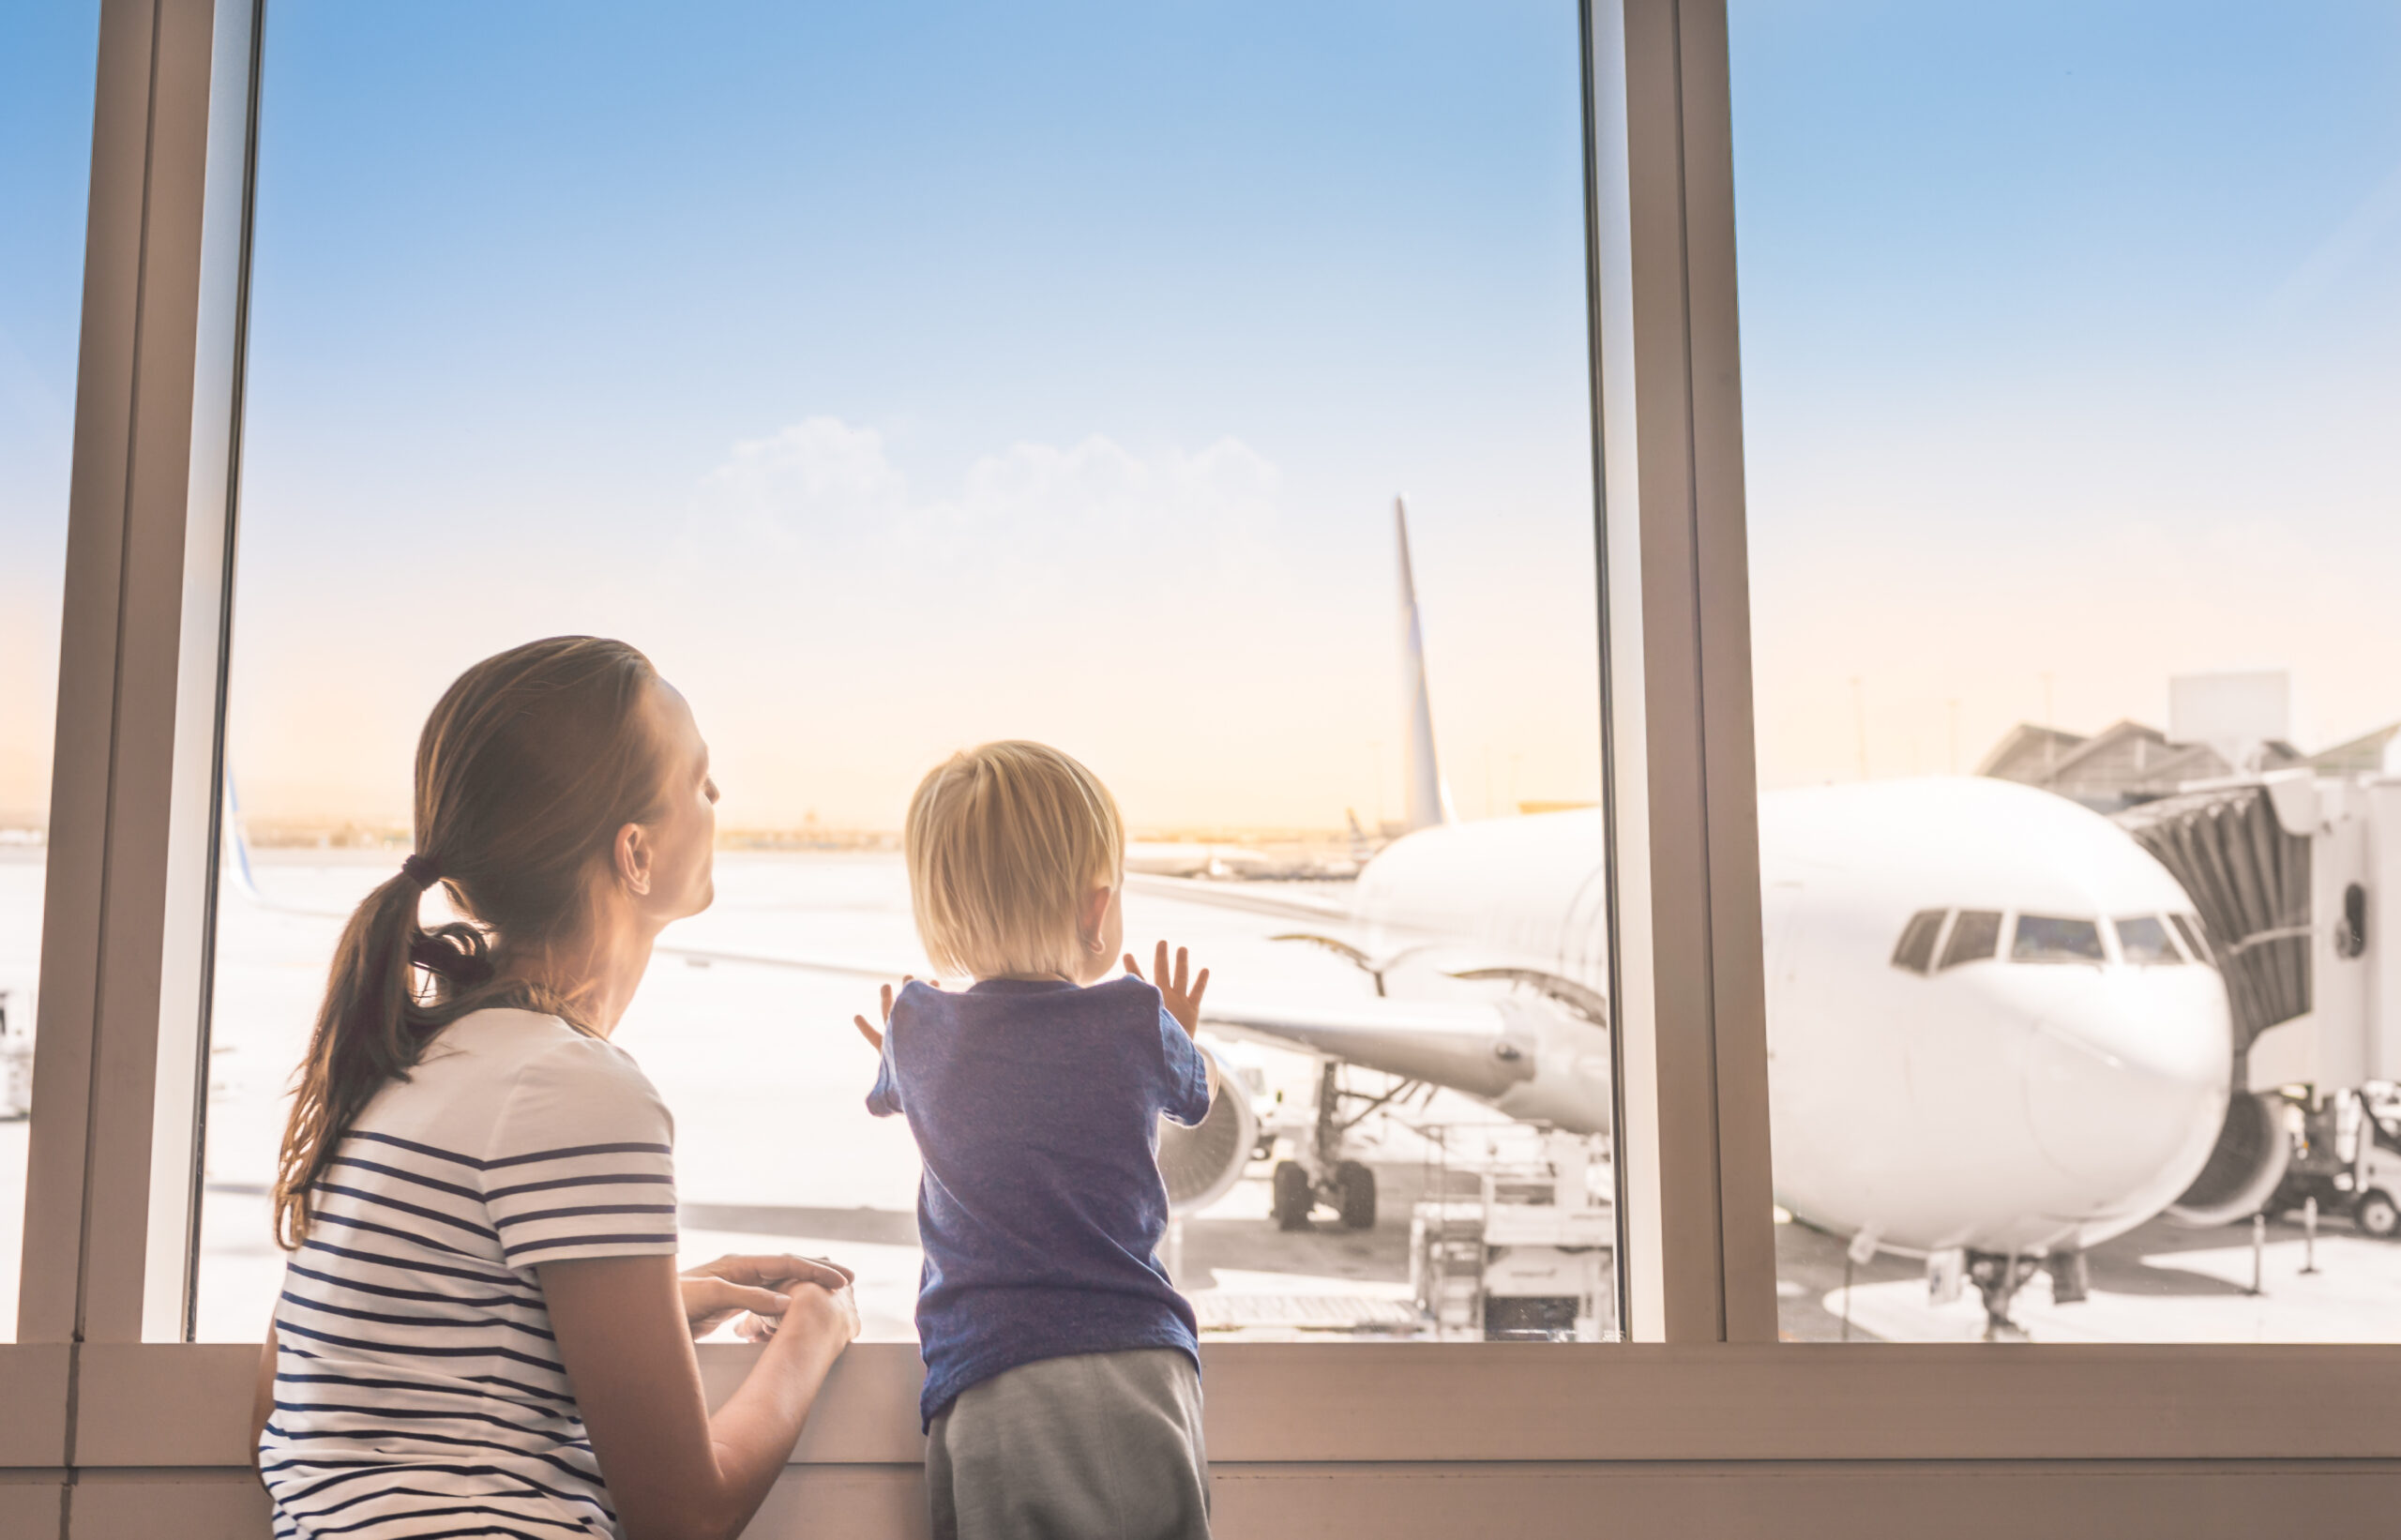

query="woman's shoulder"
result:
[401,1008,672,1157]
[415,1009,660,1106]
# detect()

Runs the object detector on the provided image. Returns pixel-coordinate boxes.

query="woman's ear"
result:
[615,822,654,898]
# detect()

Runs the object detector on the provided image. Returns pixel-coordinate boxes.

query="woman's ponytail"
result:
[273,872,438,1247]
[269,636,666,1248]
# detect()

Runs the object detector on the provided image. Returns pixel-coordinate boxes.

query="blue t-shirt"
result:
[868,974,1214,1427]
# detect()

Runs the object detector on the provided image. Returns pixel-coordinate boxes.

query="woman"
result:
[251,637,855,1540]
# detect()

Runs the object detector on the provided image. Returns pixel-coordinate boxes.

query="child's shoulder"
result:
[1087,974,1161,1006]
[893,975,1160,1027]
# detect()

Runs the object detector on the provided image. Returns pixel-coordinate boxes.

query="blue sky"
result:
[0,1,100,823]
[4,1,2397,824]
[1732,0,2401,779]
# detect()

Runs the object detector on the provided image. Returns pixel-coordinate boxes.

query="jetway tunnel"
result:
[2115,774,2401,1223]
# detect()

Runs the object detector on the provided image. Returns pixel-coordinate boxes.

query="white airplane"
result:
[206,506,2255,1333]
[1135,501,2242,1332]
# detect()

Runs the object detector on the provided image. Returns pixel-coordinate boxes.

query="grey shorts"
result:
[928,1348,1210,1540]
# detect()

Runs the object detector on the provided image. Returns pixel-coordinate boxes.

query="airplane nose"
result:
[2022,974,2231,1196]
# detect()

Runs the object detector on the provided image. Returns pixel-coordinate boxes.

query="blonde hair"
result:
[906,741,1125,980]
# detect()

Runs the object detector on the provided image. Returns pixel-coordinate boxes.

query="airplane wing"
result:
[1199,996,1537,1100]
[657,943,909,981]
[1123,874,1356,925]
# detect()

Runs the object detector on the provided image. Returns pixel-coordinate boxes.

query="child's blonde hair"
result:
[905,740,1125,980]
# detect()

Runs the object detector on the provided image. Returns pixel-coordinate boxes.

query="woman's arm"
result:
[543,1254,856,1540]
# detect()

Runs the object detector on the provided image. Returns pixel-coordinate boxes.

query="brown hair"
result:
[272,636,671,1248]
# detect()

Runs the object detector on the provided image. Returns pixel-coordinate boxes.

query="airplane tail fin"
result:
[219,774,261,904]
[1395,498,1455,832]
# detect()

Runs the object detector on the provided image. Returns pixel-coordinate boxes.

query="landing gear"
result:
[2045,1248,2090,1305]
[1335,1160,1378,1230]
[1967,1250,2041,1339]
[2358,1190,2400,1240]
[1267,1156,1379,1231]
[1265,1064,1400,1231]
[1272,1161,1314,1230]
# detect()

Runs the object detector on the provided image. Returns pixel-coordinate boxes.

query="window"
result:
[26,6,2401,1531]
[0,0,101,1342]
[2112,915,2183,965]
[2011,915,2106,965]
[1737,1,2401,1343]
[190,0,1623,1350]
[2169,912,2212,965]
[1890,909,1944,974]
[1939,910,2001,971]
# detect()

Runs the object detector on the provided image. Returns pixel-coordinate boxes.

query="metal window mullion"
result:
[1602,0,1776,1344]
[1671,0,1777,1348]
[19,0,255,1360]
[18,0,173,1353]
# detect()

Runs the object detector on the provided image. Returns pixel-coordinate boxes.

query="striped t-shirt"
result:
[259,1008,680,1540]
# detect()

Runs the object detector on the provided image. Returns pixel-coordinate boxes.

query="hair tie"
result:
[400,853,443,890]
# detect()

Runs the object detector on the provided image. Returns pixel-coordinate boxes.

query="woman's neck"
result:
[499,907,659,1036]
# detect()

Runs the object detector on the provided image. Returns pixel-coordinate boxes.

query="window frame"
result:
[8,0,2401,1532]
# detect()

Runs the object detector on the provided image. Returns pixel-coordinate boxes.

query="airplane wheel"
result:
[1335,1160,1377,1230]
[2358,1190,2400,1240]
[1272,1161,1314,1230]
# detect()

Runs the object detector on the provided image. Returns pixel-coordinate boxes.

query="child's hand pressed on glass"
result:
[853,976,941,1052]
[1125,940,1210,1037]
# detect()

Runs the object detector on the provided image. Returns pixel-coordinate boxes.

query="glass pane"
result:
[2114,916,2184,967]
[1737,2,2401,1341]
[0,1,102,1342]
[1939,910,2003,971]
[196,0,1620,1351]
[1889,909,1944,974]
[2011,915,2106,966]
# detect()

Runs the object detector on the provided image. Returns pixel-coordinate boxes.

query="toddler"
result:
[853,740,1217,1540]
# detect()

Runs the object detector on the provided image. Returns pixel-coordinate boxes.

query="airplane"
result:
[204,504,2258,1335]
[1129,501,2242,1334]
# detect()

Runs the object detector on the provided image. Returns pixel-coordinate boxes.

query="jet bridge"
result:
[2114,771,2401,1226]
[2114,781,2315,1067]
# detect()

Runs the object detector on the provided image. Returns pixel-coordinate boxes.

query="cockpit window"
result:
[2169,912,2213,965]
[1939,910,2002,969]
[1891,909,1945,974]
[2013,914,2106,963]
[2113,915,2183,965]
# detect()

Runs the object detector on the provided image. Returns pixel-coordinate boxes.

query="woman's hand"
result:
[679,1253,853,1340]
[737,1277,861,1350]
[1125,941,1210,1036]
[853,975,939,1052]
[546,1254,857,1540]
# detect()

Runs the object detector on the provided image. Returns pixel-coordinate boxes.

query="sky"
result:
[2,1,2398,828]
[1731,1,2401,782]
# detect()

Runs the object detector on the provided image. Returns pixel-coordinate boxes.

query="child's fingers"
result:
[1123,951,1143,980]
[1155,940,1171,992]
[1189,966,1210,1011]
[853,1015,883,1051]
[881,982,897,1021]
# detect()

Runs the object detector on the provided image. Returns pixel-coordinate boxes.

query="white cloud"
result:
[687,417,1285,581]
[689,416,912,551]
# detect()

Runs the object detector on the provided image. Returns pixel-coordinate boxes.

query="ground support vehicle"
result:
[1408,1126,1615,1341]
[2266,1085,2401,1239]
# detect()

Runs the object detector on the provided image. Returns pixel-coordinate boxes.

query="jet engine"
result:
[2165,1089,2292,1228]
[1157,1049,1259,1214]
